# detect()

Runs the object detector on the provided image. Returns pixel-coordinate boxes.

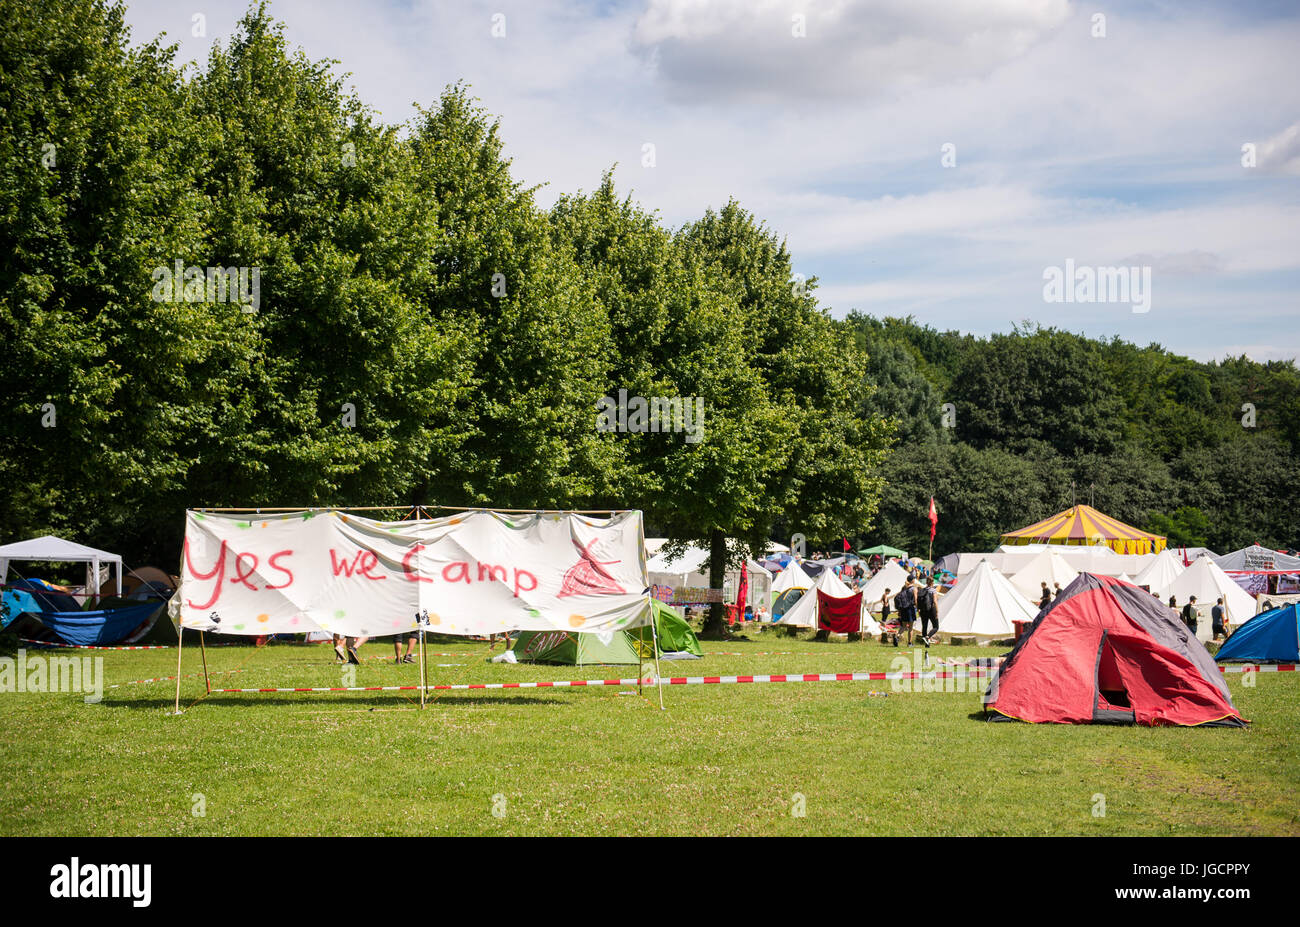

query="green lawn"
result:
[1,633,1296,836]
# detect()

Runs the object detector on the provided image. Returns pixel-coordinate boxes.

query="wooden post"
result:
[200,630,211,694]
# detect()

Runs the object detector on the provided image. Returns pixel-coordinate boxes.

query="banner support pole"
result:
[172,625,184,714]
[200,630,211,694]
[419,613,427,710]
[648,600,665,711]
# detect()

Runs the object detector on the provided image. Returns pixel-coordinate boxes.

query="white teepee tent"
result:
[1009,550,1080,601]
[937,560,1038,637]
[1164,555,1257,641]
[772,559,814,596]
[860,560,910,610]
[777,568,880,633]
[1133,548,1186,596]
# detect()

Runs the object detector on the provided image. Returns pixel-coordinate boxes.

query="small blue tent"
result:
[1215,604,1300,663]
[1,586,43,628]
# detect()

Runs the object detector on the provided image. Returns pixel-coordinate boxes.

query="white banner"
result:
[172,510,651,637]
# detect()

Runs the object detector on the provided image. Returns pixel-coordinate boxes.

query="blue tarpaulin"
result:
[34,601,164,646]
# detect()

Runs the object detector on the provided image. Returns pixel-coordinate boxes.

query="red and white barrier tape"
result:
[1219,664,1295,673]
[201,663,1295,694]
[19,638,176,650]
[106,669,247,690]
[209,669,995,694]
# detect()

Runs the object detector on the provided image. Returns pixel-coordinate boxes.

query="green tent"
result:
[511,600,701,665]
[858,544,908,559]
[632,600,703,656]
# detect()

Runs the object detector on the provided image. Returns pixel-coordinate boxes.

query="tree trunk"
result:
[700,527,729,640]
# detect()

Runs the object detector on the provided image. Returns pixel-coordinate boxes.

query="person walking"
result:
[335,634,369,664]
[393,628,418,664]
[918,577,940,644]
[879,589,893,644]
[1211,597,1226,640]
[1038,582,1052,610]
[895,578,918,646]
[1180,596,1198,636]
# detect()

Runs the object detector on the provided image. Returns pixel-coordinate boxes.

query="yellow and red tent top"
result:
[998,504,1166,555]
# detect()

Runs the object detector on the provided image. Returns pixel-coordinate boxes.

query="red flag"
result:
[842,537,850,553]
[928,497,938,542]
[734,562,748,625]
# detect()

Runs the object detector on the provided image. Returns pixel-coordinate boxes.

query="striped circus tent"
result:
[998,504,1166,555]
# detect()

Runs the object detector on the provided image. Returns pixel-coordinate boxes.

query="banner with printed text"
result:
[173,509,651,637]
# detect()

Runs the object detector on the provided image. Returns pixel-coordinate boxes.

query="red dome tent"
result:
[984,573,1245,727]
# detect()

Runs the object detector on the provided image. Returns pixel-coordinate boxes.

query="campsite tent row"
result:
[773,567,881,635]
[767,548,1270,643]
[942,546,1159,579]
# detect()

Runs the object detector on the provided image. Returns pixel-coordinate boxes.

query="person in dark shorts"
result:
[918,577,940,643]
[1211,598,1226,640]
[394,628,418,664]
[1038,582,1052,610]
[895,579,918,646]
[878,589,893,644]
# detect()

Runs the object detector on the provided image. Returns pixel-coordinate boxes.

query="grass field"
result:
[1,632,1296,836]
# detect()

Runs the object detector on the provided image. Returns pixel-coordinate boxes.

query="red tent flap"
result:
[817,590,862,634]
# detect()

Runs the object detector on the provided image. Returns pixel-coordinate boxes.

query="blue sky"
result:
[122,0,1300,362]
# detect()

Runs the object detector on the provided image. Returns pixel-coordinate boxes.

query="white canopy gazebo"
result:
[646,543,771,610]
[0,535,122,598]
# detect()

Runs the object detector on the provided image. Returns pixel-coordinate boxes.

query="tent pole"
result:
[173,626,184,714]
[200,630,211,694]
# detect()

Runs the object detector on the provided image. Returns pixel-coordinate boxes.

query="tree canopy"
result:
[1,0,1295,609]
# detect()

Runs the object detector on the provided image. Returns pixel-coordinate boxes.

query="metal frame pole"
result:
[648,600,665,711]
[419,612,427,710]
[200,630,211,693]
[172,626,185,714]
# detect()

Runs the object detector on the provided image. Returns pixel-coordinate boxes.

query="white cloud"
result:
[630,0,1071,102]
[114,0,1300,359]
[1257,122,1300,175]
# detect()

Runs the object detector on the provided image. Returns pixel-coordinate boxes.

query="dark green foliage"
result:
[0,1,892,594]
[846,315,1300,555]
